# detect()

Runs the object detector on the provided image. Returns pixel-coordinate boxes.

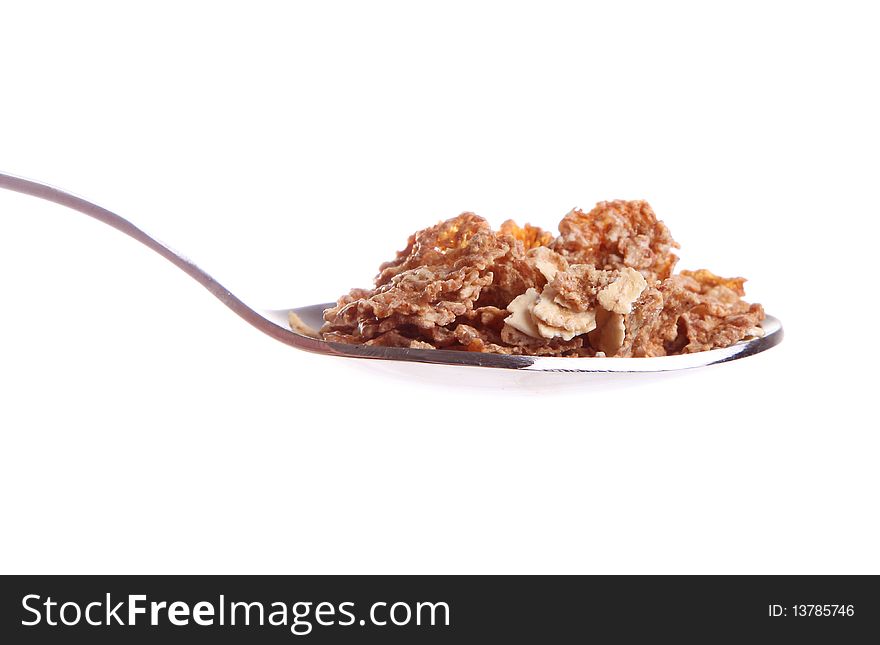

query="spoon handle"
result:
[0,171,324,352]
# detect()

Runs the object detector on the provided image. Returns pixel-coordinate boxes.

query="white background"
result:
[1,1,877,574]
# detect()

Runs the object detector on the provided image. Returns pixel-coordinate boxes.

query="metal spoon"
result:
[0,171,782,372]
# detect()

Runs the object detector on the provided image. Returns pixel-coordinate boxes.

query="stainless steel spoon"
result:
[0,171,782,372]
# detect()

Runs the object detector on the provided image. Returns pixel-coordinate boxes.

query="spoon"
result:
[0,171,782,372]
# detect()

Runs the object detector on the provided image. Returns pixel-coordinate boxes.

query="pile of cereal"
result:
[317,201,765,357]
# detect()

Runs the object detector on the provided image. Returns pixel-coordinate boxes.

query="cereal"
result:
[597,267,648,314]
[316,203,766,356]
[588,308,626,355]
[553,201,679,283]
[499,220,554,250]
[528,246,568,282]
[530,287,598,340]
[504,288,543,338]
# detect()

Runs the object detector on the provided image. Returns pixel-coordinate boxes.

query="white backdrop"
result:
[1,1,877,574]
